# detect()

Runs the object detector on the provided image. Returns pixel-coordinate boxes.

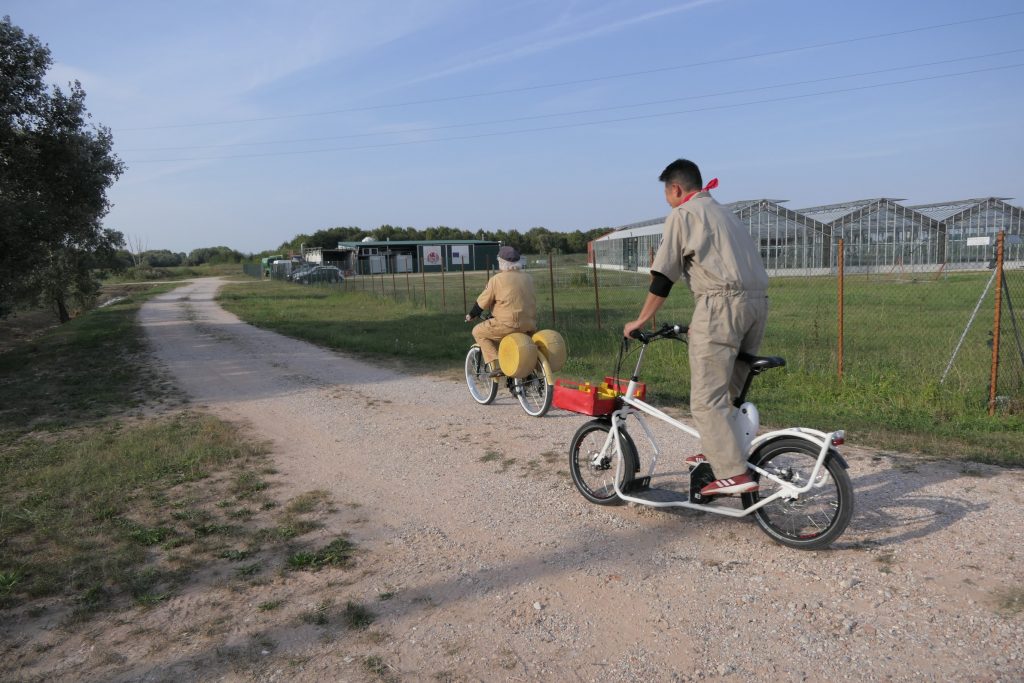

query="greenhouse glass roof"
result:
[910,198,1013,222]
[796,198,907,224]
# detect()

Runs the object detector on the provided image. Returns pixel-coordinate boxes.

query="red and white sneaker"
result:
[699,472,758,496]
[685,453,707,467]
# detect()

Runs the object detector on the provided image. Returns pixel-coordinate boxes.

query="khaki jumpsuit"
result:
[472,269,538,364]
[650,192,769,480]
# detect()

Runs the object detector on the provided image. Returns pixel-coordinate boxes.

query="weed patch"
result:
[287,538,356,571]
[343,601,375,630]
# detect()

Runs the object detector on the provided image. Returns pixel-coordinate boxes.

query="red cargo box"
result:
[553,377,646,416]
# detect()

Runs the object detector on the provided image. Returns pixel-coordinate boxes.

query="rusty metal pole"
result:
[548,252,556,326]
[461,258,467,314]
[989,231,1005,416]
[441,257,446,312]
[592,256,601,331]
[421,254,427,308]
[838,238,845,381]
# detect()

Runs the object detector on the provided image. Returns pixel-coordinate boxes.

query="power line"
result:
[117,10,1024,132]
[120,48,1024,152]
[125,62,1024,163]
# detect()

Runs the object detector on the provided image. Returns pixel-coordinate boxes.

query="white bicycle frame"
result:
[601,377,843,518]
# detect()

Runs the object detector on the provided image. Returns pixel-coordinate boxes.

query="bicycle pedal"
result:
[623,476,651,492]
[688,463,717,505]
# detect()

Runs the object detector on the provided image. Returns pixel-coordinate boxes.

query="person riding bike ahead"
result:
[623,159,770,497]
[465,245,538,376]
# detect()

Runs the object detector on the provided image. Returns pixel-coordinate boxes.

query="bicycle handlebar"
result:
[628,323,688,344]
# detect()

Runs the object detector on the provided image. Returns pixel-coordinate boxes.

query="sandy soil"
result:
[4,277,1023,682]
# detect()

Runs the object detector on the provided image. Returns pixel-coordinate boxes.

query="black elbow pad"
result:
[649,271,674,297]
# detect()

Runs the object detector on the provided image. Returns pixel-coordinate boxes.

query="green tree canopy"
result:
[1,16,125,321]
[187,246,246,265]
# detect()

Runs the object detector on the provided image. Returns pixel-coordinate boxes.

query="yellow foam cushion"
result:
[531,329,566,372]
[498,333,539,378]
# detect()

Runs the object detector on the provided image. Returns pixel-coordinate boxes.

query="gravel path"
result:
[14,277,1024,681]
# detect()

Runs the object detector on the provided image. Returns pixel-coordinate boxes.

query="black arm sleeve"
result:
[648,270,674,297]
[468,302,483,319]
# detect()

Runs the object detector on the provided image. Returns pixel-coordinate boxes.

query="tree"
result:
[187,246,245,265]
[1,16,125,321]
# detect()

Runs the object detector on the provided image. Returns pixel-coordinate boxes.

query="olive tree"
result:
[1,16,125,321]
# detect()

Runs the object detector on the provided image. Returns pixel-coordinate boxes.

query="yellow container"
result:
[498,333,539,378]
[531,329,567,372]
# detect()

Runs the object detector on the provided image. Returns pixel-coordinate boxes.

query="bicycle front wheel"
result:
[741,437,854,550]
[465,346,498,405]
[514,355,552,417]
[569,420,638,505]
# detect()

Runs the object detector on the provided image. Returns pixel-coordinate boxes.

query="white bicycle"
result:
[568,323,854,550]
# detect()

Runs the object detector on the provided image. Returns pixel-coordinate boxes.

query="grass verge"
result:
[0,284,359,622]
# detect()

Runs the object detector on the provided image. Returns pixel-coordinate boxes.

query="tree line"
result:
[112,246,251,269]
[276,224,613,258]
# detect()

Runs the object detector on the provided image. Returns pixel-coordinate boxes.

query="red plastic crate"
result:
[553,377,646,416]
[553,379,614,416]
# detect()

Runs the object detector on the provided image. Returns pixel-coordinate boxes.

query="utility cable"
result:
[125,62,1024,163]
[117,10,1024,132]
[120,48,1024,152]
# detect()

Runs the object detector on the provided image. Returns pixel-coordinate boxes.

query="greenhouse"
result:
[796,198,943,274]
[911,197,1024,268]
[590,195,1023,276]
[729,199,832,274]
[590,199,834,274]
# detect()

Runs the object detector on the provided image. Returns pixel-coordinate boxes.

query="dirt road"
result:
[15,278,1024,681]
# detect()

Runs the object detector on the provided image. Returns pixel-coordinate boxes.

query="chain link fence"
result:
[241,236,1022,420]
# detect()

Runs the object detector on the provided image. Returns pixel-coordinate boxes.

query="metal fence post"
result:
[592,256,601,330]
[461,259,467,314]
[838,238,845,381]
[548,251,556,326]
[989,231,1005,415]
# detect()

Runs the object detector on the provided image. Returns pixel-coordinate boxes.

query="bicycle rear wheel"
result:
[465,346,498,405]
[514,355,552,417]
[741,437,854,550]
[569,420,638,505]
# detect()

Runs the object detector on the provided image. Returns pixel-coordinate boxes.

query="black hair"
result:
[658,159,702,191]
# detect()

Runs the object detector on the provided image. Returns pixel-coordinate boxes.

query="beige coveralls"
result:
[650,192,769,480]
[472,269,538,364]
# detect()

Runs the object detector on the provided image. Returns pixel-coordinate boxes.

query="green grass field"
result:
[221,265,1023,465]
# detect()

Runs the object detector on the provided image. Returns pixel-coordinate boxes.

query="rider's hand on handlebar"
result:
[622,320,645,339]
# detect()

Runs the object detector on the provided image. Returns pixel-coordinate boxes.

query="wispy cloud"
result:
[407,0,724,85]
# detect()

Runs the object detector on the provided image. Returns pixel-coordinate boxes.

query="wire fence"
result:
[243,234,1022,418]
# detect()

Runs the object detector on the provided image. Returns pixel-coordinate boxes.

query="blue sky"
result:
[7,0,1024,254]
